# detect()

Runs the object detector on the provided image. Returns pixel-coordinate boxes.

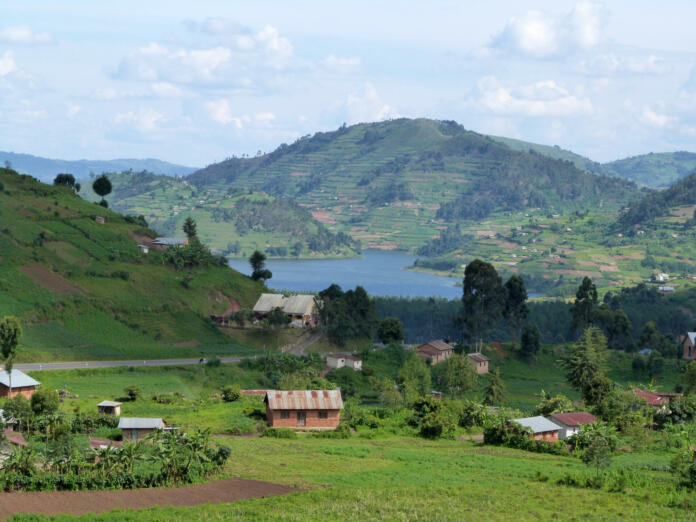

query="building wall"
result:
[267,408,341,430]
[532,430,559,442]
[0,385,36,399]
[684,338,695,360]
[326,357,345,369]
[98,405,121,416]
[121,427,157,442]
[474,361,489,374]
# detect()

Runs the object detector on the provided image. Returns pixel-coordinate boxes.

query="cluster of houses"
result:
[416,340,490,374]
[514,412,598,441]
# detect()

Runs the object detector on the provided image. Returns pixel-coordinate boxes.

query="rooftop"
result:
[0,369,40,389]
[420,340,453,352]
[117,417,165,430]
[327,353,362,361]
[514,416,561,434]
[467,352,489,363]
[549,412,598,427]
[265,389,343,411]
[152,237,188,246]
[97,400,122,407]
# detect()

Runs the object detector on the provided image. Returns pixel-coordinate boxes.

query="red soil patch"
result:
[20,264,81,295]
[311,211,336,224]
[128,231,156,245]
[0,477,299,519]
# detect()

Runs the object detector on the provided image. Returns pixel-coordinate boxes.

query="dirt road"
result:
[0,477,298,519]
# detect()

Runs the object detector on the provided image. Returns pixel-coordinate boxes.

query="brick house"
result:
[326,353,363,371]
[548,412,597,440]
[0,370,40,399]
[514,416,561,442]
[417,340,453,365]
[265,390,343,430]
[467,352,490,374]
[633,388,682,409]
[117,417,165,442]
[683,332,696,360]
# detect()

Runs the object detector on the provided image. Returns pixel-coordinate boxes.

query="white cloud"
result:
[471,76,593,116]
[578,54,670,76]
[205,98,235,125]
[640,106,676,128]
[0,26,53,45]
[255,112,276,122]
[151,82,184,98]
[489,1,603,58]
[0,51,16,76]
[183,17,249,36]
[114,108,164,132]
[66,103,81,117]
[340,83,398,124]
[323,55,361,74]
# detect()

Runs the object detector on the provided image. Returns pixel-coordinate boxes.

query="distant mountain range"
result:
[0,151,197,182]
[488,136,696,189]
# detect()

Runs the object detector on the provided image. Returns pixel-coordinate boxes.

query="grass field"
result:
[14,436,694,521]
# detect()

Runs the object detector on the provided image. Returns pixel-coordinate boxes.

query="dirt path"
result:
[0,477,298,519]
[288,331,324,355]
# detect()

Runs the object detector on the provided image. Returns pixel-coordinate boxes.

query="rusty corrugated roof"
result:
[420,340,452,352]
[266,390,343,410]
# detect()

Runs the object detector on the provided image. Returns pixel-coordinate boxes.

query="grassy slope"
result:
[487,134,601,173]
[0,168,265,362]
[20,437,691,521]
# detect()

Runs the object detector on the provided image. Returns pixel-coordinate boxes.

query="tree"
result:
[398,357,432,403]
[221,384,241,402]
[561,326,608,394]
[570,277,598,332]
[0,316,22,393]
[30,387,59,416]
[92,174,112,207]
[53,173,76,189]
[443,353,478,397]
[377,317,404,345]
[684,361,696,395]
[183,216,197,239]
[534,391,572,416]
[503,275,528,345]
[638,321,662,351]
[249,250,272,282]
[461,260,506,351]
[124,385,141,401]
[520,323,541,359]
[582,375,613,406]
[581,434,612,478]
[483,368,505,405]
[267,306,291,348]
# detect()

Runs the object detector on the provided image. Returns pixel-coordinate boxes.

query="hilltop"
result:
[0,151,196,182]
[0,167,264,362]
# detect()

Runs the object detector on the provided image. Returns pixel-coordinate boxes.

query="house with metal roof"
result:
[151,237,189,250]
[252,293,319,326]
[0,408,17,431]
[417,340,453,365]
[467,352,490,374]
[265,390,343,430]
[97,400,122,416]
[0,369,40,399]
[548,412,597,439]
[326,353,363,371]
[683,332,696,360]
[513,416,562,442]
[117,417,165,441]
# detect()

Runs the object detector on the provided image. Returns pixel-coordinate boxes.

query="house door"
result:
[131,429,138,441]
[297,411,306,427]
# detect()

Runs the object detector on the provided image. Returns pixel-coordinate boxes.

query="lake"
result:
[228,250,464,299]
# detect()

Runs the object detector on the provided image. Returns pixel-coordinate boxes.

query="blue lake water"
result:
[228,250,464,299]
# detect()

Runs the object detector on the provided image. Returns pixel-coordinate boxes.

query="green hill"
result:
[602,151,696,188]
[79,170,359,258]
[0,167,264,362]
[187,118,639,251]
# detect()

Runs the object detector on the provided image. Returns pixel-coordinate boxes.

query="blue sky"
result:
[1,1,695,166]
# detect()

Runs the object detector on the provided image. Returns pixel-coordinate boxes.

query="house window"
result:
[318,410,328,419]
[280,411,290,419]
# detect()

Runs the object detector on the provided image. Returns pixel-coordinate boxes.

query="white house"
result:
[326,353,363,371]
[547,412,597,440]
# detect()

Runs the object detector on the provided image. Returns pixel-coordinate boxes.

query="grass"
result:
[14,437,695,521]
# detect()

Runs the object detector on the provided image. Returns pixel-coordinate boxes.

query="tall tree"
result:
[570,277,598,332]
[520,323,541,359]
[561,326,608,394]
[397,357,432,402]
[483,368,505,405]
[0,316,21,393]
[461,260,505,352]
[182,217,197,239]
[443,353,478,397]
[92,174,112,208]
[249,250,272,282]
[377,317,404,345]
[503,275,528,345]
[53,173,76,189]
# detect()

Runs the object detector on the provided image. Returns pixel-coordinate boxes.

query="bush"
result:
[313,423,352,439]
[206,356,221,368]
[124,385,141,401]
[262,427,298,439]
[221,385,241,402]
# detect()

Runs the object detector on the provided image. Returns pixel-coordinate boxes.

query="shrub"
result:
[313,423,352,439]
[124,385,141,401]
[30,388,60,416]
[262,427,298,439]
[221,385,241,402]
[206,356,221,368]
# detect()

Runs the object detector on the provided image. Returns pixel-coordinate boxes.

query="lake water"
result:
[228,250,463,299]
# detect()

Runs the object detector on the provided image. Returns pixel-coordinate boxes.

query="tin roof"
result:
[282,295,316,316]
[89,437,123,449]
[97,400,122,407]
[514,416,561,434]
[0,369,40,389]
[117,417,164,429]
[419,340,453,352]
[327,353,362,361]
[633,388,665,406]
[688,332,696,345]
[265,390,343,410]
[253,293,285,313]
[467,352,489,363]
[0,409,15,424]
[417,345,441,356]
[549,412,597,427]
[153,237,188,246]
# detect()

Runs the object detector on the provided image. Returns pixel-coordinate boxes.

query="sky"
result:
[1,1,695,167]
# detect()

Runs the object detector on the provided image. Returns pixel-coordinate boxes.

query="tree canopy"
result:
[461,259,505,350]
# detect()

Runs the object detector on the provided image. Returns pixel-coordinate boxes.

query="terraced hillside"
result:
[187,118,639,251]
[0,167,264,362]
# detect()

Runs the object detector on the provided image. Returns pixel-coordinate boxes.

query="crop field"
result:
[15,437,694,521]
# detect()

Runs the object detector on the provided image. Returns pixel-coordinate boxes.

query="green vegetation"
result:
[0,167,265,362]
[602,151,696,188]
